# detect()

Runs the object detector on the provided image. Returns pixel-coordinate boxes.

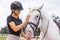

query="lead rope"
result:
[41,20,49,40]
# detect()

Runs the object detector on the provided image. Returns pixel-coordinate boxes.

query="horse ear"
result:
[38,4,44,10]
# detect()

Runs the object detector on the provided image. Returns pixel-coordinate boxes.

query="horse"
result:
[24,5,60,40]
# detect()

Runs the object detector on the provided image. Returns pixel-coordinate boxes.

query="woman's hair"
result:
[11,9,15,15]
[11,11,13,15]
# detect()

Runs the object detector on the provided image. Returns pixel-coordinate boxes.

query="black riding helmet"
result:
[11,1,23,10]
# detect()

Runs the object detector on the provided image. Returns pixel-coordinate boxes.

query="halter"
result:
[26,9,49,39]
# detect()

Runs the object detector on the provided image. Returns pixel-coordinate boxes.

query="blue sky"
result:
[0,0,60,30]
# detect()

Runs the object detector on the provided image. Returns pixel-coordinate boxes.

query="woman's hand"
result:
[24,15,30,24]
[25,35,30,40]
[21,30,30,40]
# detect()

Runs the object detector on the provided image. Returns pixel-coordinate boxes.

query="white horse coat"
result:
[38,10,60,40]
[24,6,60,40]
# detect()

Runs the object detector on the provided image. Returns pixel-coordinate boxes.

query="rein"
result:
[41,20,49,40]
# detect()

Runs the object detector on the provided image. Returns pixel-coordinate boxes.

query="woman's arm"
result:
[21,30,26,38]
[9,15,30,32]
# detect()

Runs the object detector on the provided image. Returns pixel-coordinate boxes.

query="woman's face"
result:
[14,9,21,16]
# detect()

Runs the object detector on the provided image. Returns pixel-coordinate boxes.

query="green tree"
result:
[1,26,9,34]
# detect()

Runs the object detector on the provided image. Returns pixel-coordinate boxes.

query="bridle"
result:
[23,10,41,39]
[26,9,49,39]
[25,9,42,39]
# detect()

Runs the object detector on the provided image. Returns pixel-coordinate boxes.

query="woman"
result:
[6,1,30,40]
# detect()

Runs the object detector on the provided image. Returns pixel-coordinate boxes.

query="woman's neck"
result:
[11,13,18,19]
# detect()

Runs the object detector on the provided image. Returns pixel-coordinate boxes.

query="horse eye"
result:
[36,15,38,17]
